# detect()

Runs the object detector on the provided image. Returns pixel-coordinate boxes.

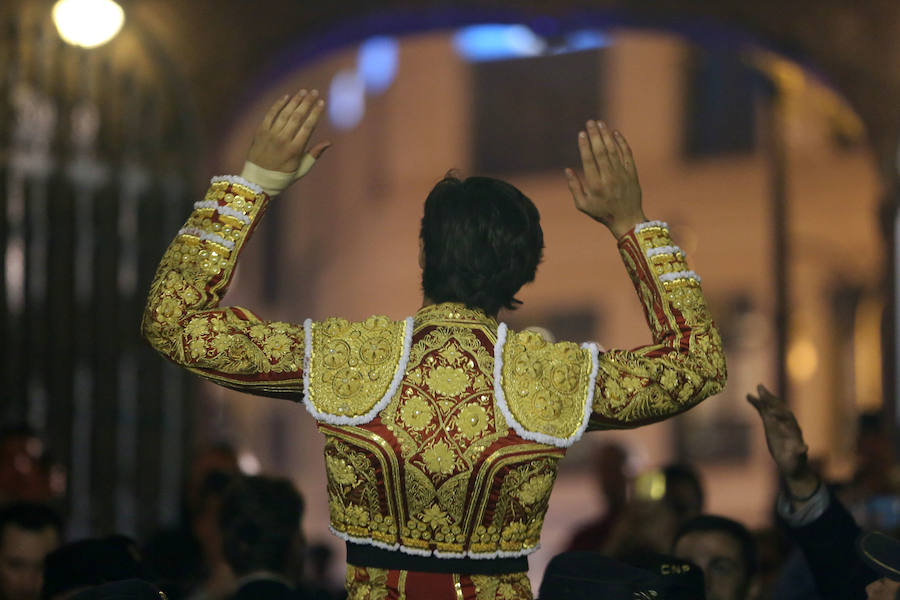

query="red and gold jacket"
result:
[142,176,726,598]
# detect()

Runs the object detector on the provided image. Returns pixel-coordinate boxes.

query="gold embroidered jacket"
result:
[142,176,726,562]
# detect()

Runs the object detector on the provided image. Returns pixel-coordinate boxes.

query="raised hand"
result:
[565,120,645,238]
[247,89,331,177]
[747,384,820,501]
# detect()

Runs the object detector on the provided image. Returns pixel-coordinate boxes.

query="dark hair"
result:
[0,502,62,540]
[220,476,304,576]
[673,515,759,580]
[420,175,543,316]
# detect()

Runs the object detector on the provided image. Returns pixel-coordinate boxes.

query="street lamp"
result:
[52,0,124,49]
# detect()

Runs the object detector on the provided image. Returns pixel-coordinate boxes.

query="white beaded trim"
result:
[329,526,400,552]
[193,200,252,225]
[302,317,415,425]
[217,205,252,224]
[646,245,683,258]
[433,549,467,559]
[399,545,435,558]
[177,227,235,250]
[329,525,540,559]
[634,220,668,232]
[210,174,264,195]
[492,324,595,448]
[659,270,702,284]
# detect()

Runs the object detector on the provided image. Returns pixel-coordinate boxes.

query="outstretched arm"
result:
[141,90,329,397]
[566,121,726,429]
[748,385,877,599]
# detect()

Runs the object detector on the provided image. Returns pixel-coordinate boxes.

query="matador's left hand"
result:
[247,89,331,178]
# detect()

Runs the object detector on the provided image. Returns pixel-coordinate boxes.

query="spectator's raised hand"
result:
[247,89,331,178]
[747,384,820,501]
[565,120,646,238]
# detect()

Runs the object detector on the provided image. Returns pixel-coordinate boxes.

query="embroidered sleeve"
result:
[141,176,305,397]
[588,221,726,429]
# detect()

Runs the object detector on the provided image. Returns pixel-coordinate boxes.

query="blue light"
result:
[453,24,546,62]
[328,69,365,130]
[563,29,612,52]
[357,36,399,94]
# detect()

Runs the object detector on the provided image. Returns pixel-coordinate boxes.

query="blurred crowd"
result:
[0,434,340,600]
[2,387,900,600]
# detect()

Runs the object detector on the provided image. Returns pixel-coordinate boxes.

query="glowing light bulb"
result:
[53,0,124,49]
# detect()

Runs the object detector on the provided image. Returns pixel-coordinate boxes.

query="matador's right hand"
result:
[246,89,331,181]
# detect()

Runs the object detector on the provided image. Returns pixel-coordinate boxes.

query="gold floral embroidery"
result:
[422,441,457,475]
[325,455,358,487]
[400,396,433,430]
[516,473,554,505]
[421,504,450,528]
[660,368,679,391]
[426,366,470,397]
[456,404,488,438]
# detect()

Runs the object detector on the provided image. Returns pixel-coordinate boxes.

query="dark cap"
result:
[628,553,706,599]
[857,531,900,581]
[538,551,705,600]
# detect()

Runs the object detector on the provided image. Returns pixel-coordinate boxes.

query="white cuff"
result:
[776,484,830,527]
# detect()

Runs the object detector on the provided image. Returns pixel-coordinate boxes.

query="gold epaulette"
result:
[496,325,598,447]
[303,315,414,425]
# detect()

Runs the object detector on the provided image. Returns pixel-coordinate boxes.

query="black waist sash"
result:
[345,542,529,575]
